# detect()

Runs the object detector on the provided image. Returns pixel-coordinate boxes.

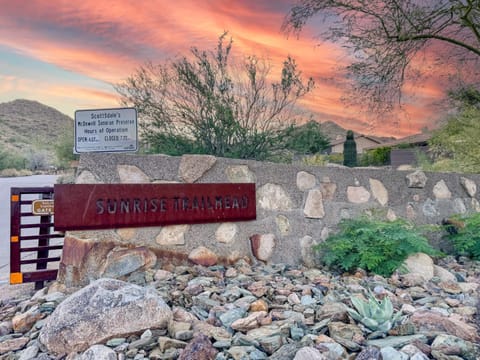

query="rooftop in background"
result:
[364,132,432,151]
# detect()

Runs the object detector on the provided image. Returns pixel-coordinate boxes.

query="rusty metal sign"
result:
[32,199,55,215]
[54,183,256,231]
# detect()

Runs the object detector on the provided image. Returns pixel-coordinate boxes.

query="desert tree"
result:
[115,33,316,160]
[283,0,480,114]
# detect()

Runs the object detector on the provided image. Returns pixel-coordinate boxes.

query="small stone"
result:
[178,155,217,183]
[175,330,194,341]
[400,304,416,315]
[296,171,316,191]
[370,178,388,206]
[315,302,348,322]
[215,223,238,244]
[347,186,371,203]
[76,170,99,184]
[438,281,462,294]
[79,344,117,360]
[157,337,187,352]
[227,346,252,360]
[288,293,301,305]
[402,253,434,281]
[318,342,350,359]
[460,177,477,197]
[275,215,290,235]
[231,311,267,332]
[188,246,218,266]
[400,273,427,287]
[433,180,451,199]
[406,170,427,188]
[0,337,29,354]
[117,165,150,183]
[156,225,189,246]
[433,265,456,282]
[367,334,428,349]
[220,308,247,328]
[225,268,238,278]
[258,335,283,355]
[380,346,408,360]
[250,234,275,262]
[386,208,397,221]
[154,269,173,281]
[257,183,293,211]
[410,310,479,342]
[290,326,304,341]
[225,165,255,183]
[458,282,479,293]
[106,338,126,347]
[116,228,136,241]
[18,344,39,360]
[327,322,363,344]
[431,334,480,360]
[303,189,325,218]
[0,321,13,336]
[293,346,325,360]
[12,306,43,333]
[356,346,382,360]
[177,333,217,360]
[250,299,269,312]
[101,247,157,279]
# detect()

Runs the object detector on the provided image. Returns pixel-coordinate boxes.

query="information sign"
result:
[74,107,137,153]
[54,183,256,231]
[32,200,55,215]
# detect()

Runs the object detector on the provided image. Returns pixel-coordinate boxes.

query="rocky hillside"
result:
[0,99,73,156]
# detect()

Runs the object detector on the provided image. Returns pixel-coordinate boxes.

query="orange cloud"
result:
[0,0,459,137]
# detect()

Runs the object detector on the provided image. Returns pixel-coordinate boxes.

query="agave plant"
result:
[347,291,402,333]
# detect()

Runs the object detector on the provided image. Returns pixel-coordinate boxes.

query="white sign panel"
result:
[74,107,138,153]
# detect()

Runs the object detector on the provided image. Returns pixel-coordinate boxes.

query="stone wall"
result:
[58,153,480,286]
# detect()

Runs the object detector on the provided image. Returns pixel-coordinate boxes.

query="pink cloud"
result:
[0,0,457,137]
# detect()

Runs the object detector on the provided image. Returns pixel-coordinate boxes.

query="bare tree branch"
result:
[283,0,480,113]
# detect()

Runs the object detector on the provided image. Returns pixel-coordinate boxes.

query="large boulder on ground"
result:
[39,278,172,355]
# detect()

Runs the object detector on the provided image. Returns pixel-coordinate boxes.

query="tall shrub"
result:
[343,130,357,167]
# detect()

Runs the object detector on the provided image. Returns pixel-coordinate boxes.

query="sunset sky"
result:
[0,0,449,137]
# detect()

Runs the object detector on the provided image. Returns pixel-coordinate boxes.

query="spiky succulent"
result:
[347,291,402,333]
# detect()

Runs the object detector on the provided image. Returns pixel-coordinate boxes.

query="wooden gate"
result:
[10,187,64,289]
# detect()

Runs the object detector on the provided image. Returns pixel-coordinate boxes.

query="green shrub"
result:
[315,216,438,276]
[326,153,344,164]
[443,213,480,260]
[302,154,328,166]
[360,147,391,166]
[0,147,26,170]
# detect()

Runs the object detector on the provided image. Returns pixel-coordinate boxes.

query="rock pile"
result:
[0,254,479,360]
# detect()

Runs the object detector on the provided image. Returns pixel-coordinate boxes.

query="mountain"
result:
[0,99,73,156]
[319,121,350,141]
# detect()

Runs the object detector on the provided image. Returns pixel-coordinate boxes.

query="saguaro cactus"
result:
[343,130,357,167]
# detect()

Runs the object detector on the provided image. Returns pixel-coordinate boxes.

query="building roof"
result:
[329,135,385,147]
[364,133,432,151]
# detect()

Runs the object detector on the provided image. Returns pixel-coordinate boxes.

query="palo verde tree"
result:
[426,87,480,173]
[283,120,330,155]
[115,33,315,161]
[283,0,480,114]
